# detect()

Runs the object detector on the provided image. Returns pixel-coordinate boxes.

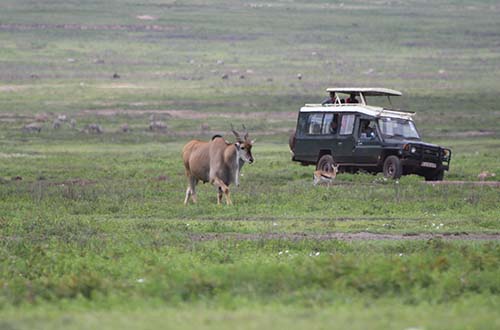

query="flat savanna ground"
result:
[0,1,499,329]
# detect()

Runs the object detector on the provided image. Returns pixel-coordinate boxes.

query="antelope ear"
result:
[250,139,256,144]
[235,142,241,150]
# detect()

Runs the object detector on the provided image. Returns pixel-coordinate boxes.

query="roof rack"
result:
[300,105,415,120]
[325,87,402,96]
[379,108,416,116]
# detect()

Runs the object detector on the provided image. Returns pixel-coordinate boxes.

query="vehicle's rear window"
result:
[296,113,308,137]
[339,114,355,135]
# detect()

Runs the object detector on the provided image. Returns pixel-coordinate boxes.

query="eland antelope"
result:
[182,126,254,205]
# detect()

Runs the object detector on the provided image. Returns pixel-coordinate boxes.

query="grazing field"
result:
[1,0,499,329]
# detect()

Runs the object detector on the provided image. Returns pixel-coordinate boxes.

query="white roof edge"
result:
[325,87,402,96]
[299,104,414,120]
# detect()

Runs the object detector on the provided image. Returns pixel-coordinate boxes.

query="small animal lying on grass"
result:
[313,164,339,186]
[182,125,254,205]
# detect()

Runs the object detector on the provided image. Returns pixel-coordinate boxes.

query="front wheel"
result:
[383,156,402,179]
[316,154,336,173]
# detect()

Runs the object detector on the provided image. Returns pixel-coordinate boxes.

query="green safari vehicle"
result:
[289,88,451,181]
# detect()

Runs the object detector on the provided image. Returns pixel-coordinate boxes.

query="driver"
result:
[361,121,375,139]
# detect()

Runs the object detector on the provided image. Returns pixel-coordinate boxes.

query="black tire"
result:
[383,156,403,179]
[288,130,296,153]
[425,169,444,181]
[316,154,336,173]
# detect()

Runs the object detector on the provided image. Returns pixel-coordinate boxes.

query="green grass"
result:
[1,0,499,328]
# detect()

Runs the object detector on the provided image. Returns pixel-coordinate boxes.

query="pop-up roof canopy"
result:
[326,87,402,97]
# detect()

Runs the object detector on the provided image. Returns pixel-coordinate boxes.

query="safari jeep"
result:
[289,88,451,181]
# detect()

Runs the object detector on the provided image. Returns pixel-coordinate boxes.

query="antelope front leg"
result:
[234,167,240,187]
[225,191,232,205]
[184,187,191,205]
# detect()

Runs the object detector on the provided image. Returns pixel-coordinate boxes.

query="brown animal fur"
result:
[313,164,339,186]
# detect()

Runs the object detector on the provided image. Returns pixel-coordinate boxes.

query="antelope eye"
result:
[241,146,245,150]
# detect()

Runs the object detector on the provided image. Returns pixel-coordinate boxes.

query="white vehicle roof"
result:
[300,104,415,120]
[326,87,402,96]
[303,87,413,120]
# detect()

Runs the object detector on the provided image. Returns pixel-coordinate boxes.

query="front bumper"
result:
[401,147,452,172]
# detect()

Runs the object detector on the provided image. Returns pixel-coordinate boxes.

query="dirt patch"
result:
[424,181,500,187]
[95,83,156,90]
[78,109,296,120]
[47,179,97,187]
[428,130,497,138]
[190,232,500,242]
[0,23,179,32]
[136,15,157,21]
[153,175,170,182]
[0,85,28,92]
[0,113,34,123]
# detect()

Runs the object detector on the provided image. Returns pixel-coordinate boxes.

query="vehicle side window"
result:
[296,113,309,137]
[339,114,355,135]
[307,113,324,135]
[322,113,338,135]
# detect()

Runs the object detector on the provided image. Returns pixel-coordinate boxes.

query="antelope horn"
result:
[242,124,249,140]
[231,124,241,139]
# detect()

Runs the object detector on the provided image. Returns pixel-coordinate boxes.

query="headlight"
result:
[442,149,450,160]
[410,146,417,153]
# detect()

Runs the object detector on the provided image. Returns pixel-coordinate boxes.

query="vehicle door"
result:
[334,113,356,163]
[353,118,383,164]
[294,112,338,163]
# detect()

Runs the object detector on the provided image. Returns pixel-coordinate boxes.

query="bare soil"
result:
[46,179,97,186]
[77,109,296,120]
[424,181,500,187]
[428,130,497,138]
[0,23,179,32]
[190,232,500,242]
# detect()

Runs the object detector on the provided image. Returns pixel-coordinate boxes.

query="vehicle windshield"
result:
[378,117,420,140]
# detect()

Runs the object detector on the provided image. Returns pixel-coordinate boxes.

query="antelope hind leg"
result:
[217,187,223,205]
[212,177,231,205]
[189,177,198,203]
[184,176,198,205]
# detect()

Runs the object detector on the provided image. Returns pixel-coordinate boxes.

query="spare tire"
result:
[289,130,296,153]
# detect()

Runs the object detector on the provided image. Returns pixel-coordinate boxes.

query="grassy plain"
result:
[0,0,499,329]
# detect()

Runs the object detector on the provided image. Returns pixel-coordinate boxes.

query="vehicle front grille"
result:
[422,147,440,161]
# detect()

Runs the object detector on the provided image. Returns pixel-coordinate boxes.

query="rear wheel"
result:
[383,156,402,179]
[316,154,336,173]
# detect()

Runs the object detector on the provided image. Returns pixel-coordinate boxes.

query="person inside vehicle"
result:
[322,91,336,105]
[330,117,339,134]
[346,93,359,104]
[360,121,375,139]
